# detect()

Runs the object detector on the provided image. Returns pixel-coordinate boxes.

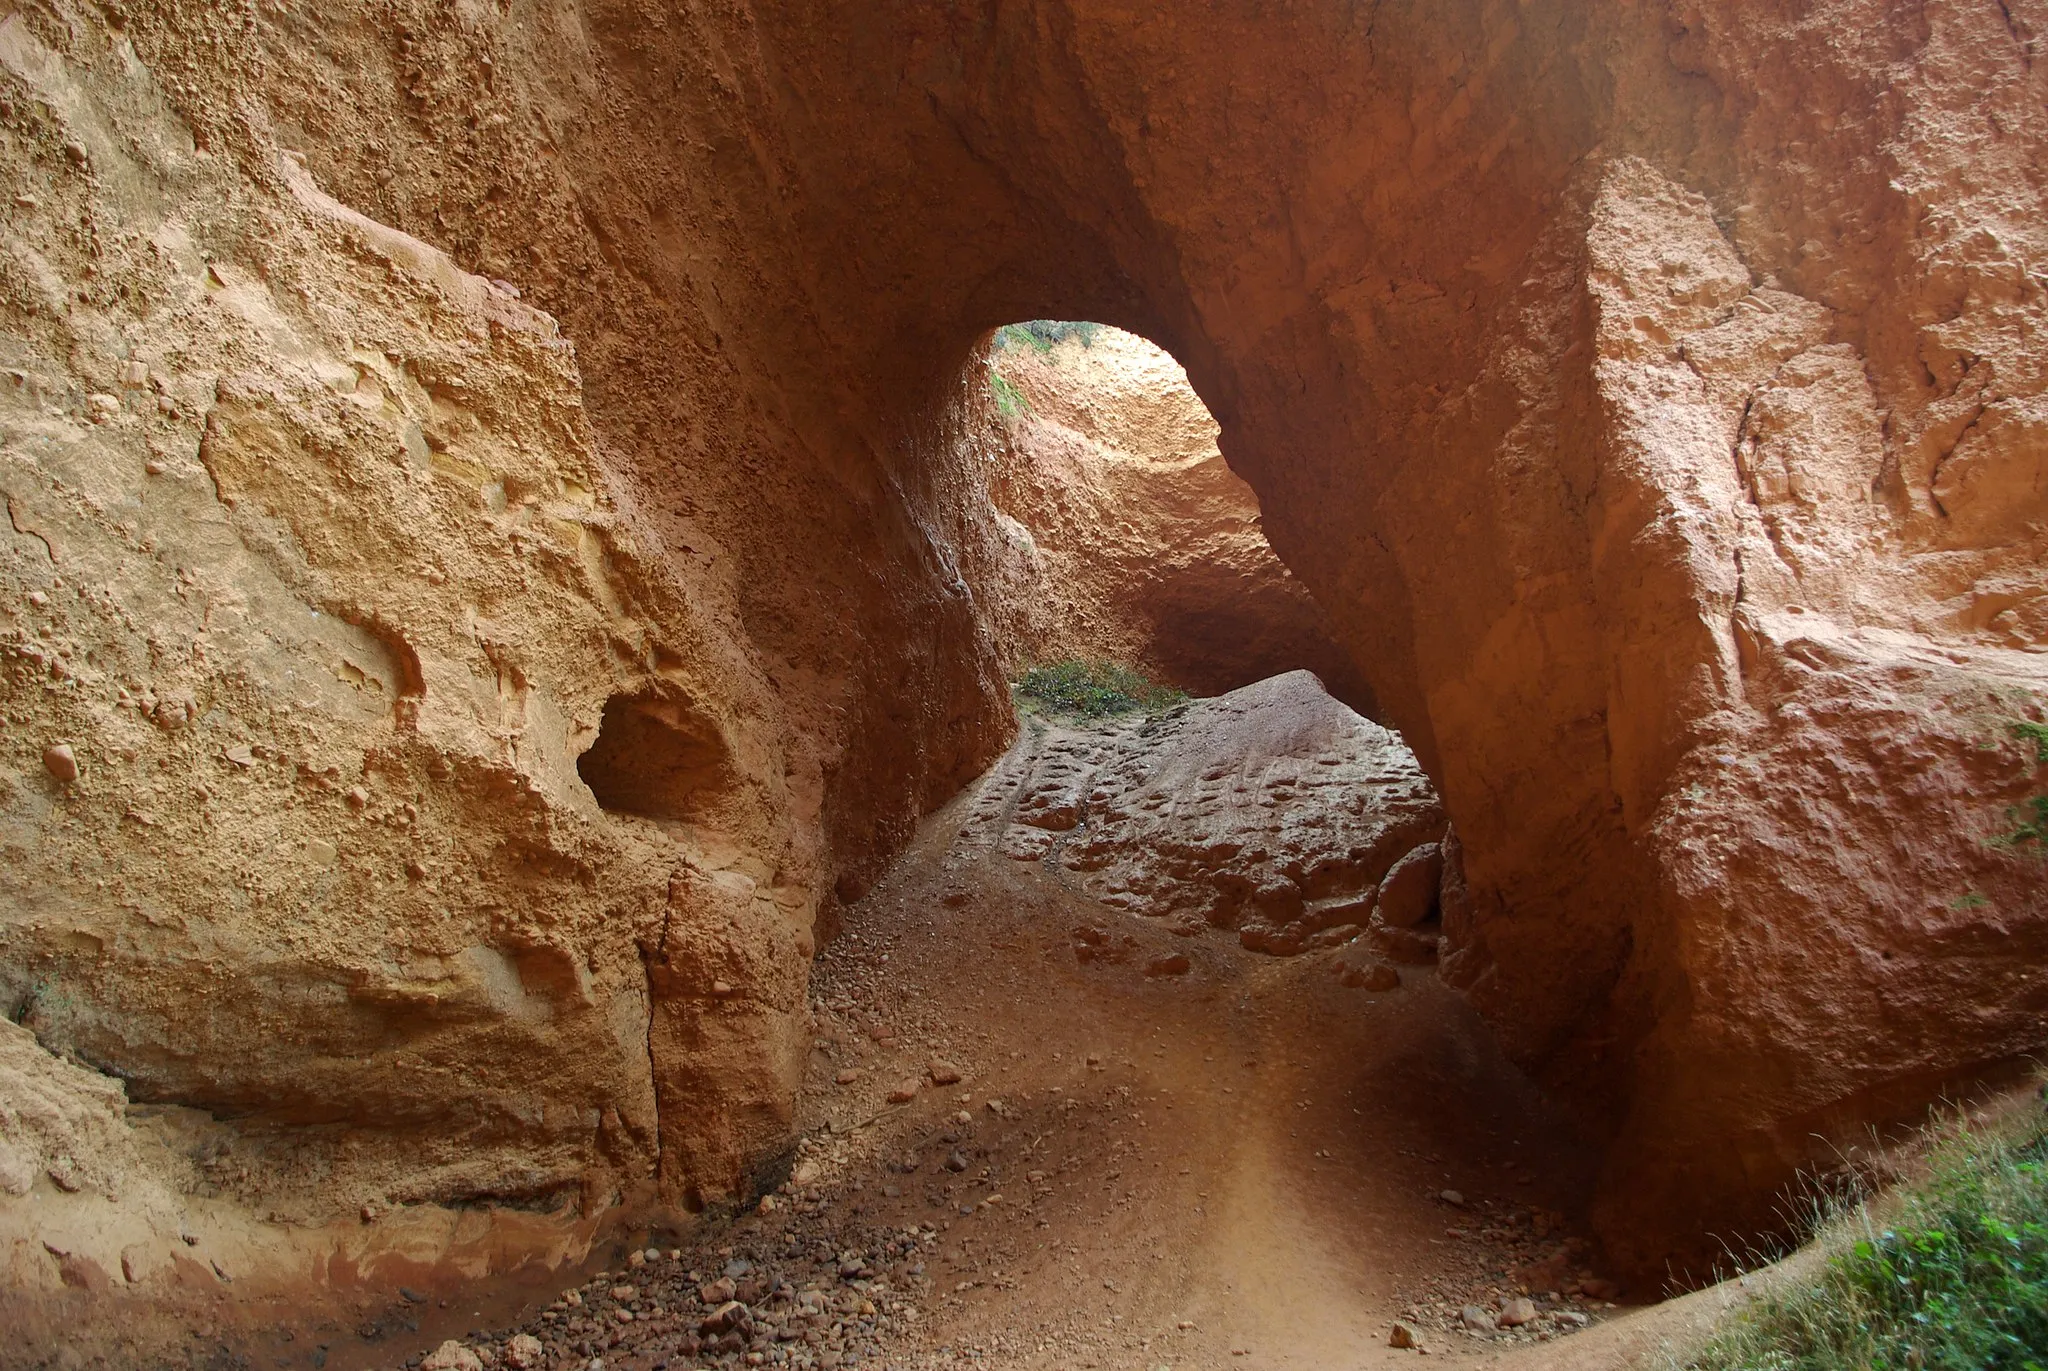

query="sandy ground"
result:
[773,711,1653,1371]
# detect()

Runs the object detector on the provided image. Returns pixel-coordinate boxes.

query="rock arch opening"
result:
[974,319,1374,711]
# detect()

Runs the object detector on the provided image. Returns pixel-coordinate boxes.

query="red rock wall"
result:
[0,0,2042,1289]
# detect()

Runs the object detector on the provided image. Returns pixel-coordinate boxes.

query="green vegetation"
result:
[993,319,1102,355]
[1990,720,2048,855]
[1014,660,1186,718]
[1675,1102,2048,1371]
[990,369,1029,419]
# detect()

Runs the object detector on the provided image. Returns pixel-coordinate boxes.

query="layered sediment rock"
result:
[0,0,2043,1298]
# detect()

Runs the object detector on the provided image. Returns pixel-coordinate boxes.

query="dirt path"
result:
[349,707,1698,1371]
[784,712,1626,1369]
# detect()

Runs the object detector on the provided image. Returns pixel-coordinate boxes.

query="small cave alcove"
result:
[577,691,735,824]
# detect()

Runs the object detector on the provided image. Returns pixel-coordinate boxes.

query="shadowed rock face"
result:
[0,0,2043,1294]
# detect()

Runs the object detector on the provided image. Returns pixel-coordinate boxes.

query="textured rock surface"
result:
[995,672,1445,953]
[979,328,1369,704]
[0,0,2042,1302]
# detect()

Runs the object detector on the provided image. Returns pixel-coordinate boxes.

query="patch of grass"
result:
[2014,721,2048,765]
[1014,660,1186,718]
[989,369,1028,419]
[1990,720,2048,856]
[1675,1102,2048,1371]
[1992,795,2048,854]
[993,320,1101,355]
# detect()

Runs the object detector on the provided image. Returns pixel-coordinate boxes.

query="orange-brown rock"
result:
[0,0,2041,1304]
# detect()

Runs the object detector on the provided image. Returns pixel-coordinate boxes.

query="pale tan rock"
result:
[1498,1296,1537,1327]
[1046,672,1444,939]
[1333,948,1400,992]
[420,1341,482,1371]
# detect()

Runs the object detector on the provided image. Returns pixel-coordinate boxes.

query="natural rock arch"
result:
[0,0,2040,1300]
[525,0,2041,1275]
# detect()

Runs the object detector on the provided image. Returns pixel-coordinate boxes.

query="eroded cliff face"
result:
[979,327,1368,704]
[0,0,2044,1305]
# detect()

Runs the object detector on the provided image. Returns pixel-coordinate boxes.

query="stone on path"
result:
[421,1342,483,1371]
[1376,843,1443,928]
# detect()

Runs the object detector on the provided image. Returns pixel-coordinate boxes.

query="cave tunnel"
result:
[2,0,2045,1362]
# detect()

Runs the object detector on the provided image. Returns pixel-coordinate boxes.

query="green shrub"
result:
[1014,660,1186,718]
[1675,1104,2048,1371]
[993,320,1101,355]
[989,369,1028,419]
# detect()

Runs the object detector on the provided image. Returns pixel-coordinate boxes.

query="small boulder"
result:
[1460,1304,1497,1332]
[504,1334,544,1370]
[421,1342,483,1371]
[886,1080,919,1105]
[1144,952,1191,977]
[1238,921,1309,956]
[1388,1321,1419,1348]
[928,1060,962,1086]
[42,743,77,783]
[1333,945,1400,990]
[1307,923,1363,950]
[1498,1296,1537,1327]
[1377,843,1444,927]
[699,1299,749,1335]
